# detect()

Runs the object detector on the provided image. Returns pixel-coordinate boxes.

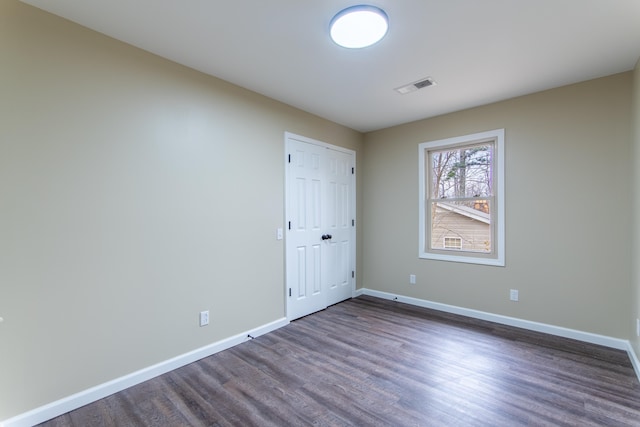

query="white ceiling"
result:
[21,0,640,132]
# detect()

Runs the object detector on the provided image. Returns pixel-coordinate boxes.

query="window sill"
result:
[419,251,505,267]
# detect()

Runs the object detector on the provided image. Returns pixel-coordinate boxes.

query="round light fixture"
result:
[330,5,389,49]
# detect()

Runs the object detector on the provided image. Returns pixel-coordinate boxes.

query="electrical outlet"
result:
[199,310,209,327]
[509,289,519,302]
[409,274,416,285]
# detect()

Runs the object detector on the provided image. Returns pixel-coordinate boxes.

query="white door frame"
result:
[284,132,356,320]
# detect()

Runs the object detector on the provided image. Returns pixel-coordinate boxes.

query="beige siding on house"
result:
[431,206,491,252]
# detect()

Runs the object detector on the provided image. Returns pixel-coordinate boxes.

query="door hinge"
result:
[288,154,291,163]
[352,271,355,278]
[288,221,292,230]
[289,288,292,297]
[352,167,354,174]
[352,219,355,227]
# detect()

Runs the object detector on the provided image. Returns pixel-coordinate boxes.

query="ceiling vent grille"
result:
[394,77,437,94]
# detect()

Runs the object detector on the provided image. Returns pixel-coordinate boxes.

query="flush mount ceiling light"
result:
[330,5,389,49]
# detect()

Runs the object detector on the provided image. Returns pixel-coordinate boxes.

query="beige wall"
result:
[632,58,640,356]
[0,1,363,420]
[363,73,632,338]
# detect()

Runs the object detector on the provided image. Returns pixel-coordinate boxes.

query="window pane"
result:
[419,128,504,266]
[430,143,493,199]
[430,200,491,253]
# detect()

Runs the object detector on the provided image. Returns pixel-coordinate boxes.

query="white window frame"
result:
[419,129,505,266]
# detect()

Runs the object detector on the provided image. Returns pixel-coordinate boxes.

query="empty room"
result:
[2,0,640,426]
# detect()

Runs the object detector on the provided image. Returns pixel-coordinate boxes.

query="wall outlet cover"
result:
[199,310,209,327]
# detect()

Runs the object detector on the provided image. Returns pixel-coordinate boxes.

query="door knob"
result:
[321,234,333,240]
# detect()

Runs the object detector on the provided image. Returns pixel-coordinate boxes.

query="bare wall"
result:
[632,58,640,355]
[0,0,363,420]
[363,72,632,339]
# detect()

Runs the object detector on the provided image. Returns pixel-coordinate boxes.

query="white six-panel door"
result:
[285,133,355,321]
[324,148,354,306]
[286,139,326,320]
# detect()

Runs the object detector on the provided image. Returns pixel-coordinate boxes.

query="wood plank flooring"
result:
[38,296,640,426]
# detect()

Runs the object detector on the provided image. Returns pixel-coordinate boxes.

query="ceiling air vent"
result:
[394,77,437,95]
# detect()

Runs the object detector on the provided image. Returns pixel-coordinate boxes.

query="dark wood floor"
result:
[39,296,640,426]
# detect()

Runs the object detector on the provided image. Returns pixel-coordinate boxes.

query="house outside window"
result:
[419,129,505,266]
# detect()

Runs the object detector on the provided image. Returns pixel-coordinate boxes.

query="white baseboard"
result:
[1,317,289,427]
[627,341,640,383]
[361,288,636,356]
